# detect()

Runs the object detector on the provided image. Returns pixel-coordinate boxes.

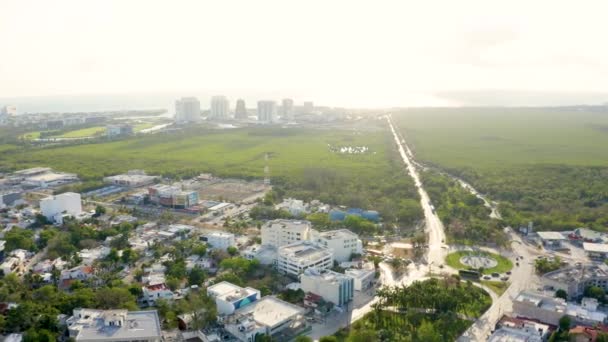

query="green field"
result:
[395,108,608,169]
[395,108,608,231]
[481,280,509,296]
[445,250,513,274]
[0,125,421,223]
[55,126,106,138]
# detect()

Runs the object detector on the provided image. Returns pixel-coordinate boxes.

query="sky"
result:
[1,0,608,107]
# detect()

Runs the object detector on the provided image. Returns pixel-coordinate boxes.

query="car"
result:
[506,271,512,275]
[491,273,500,277]
[516,262,520,266]
[501,277,509,281]
[483,276,491,280]
[438,264,444,268]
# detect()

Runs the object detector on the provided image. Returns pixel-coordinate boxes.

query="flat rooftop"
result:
[543,264,608,282]
[303,268,352,284]
[345,268,375,278]
[207,281,258,302]
[489,327,543,342]
[537,231,565,240]
[265,220,311,231]
[583,242,608,253]
[319,229,358,240]
[279,242,332,263]
[26,172,76,182]
[206,231,234,238]
[235,296,304,328]
[515,291,566,313]
[69,309,161,341]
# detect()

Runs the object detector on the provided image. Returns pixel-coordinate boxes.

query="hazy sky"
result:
[1,0,607,107]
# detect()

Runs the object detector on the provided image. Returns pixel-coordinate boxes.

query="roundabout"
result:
[445,250,513,274]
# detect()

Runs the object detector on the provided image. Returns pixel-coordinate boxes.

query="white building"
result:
[209,96,229,120]
[345,268,375,291]
[261,220,313,249]
[207,281,261,316]
[311,229,363,262]
[223,296,307,342]
[20,170,78,188]
[277,241,333,277]
[78,246,111,265]
[103,170,157,187]
[175,97,201,123]
[40,192,83,224]
[281,98,294,121]
[66,308,161,342]
[234,99,248,120]
[242,244,277,265]
[513,290,607,326]
[275,198,308,217]
[300,268,354,306]
[582,242,608,260]
[204,231,236,251]
[257,100,277,123]
[142,283,174,306]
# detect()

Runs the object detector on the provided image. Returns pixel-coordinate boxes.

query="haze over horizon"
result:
[2,0,608,108]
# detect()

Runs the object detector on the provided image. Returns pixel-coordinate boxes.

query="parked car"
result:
[491,273,500,277]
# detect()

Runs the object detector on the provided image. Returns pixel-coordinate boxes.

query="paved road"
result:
[387,115,446,266]
[458,230,539,341]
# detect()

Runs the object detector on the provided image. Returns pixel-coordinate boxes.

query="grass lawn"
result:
[55,126,106,138]
[481,280,509,296]
[445,250,513,274]
[394,107,608,169]
[133,123,156,132]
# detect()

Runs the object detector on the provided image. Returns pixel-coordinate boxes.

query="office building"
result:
[277,241,333,276]
[66,308,162,342]
[300,268,354,306]
[513,290,607,326]
[175,97,201,123]
[261,220,313,248]
[257,100,277,123]
[223,296,307,342]
[40,192,83,224]
[207,281,261,316]
[281,98,294,120]
[303,101,314,114]
[311,229,363,262]
[210,95,229,120]
[148,184,199,209]
[204,231,236,251]
[234,99,248,120]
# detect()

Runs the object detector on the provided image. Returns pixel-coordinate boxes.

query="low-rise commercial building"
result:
[277,241,333,277]
[106,124,133,137]
[261,220,313,248]
[223,296,307,342]
[542,264,608,299]
[148,184,199,209]
[488,315,552,342]
[242,244,277,265]
[300,268,354,306]
[513,290,607,326]
[40,192,82,224]
[66,308,161,342]
[583,242,608,260]
[207,281,261,316]
[311,229,362,262]
[536,231,566,249]
[103,170,157,188]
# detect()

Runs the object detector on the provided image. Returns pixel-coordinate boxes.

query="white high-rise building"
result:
[210,96,229,120]
[234,99,248,120]
[175,97,201,123]
[40,192,83,224]
[311,229,363,262]
[0,105,16,125]
[261,220,313,248]
[257,100,277,123]
[281,99,294,120]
